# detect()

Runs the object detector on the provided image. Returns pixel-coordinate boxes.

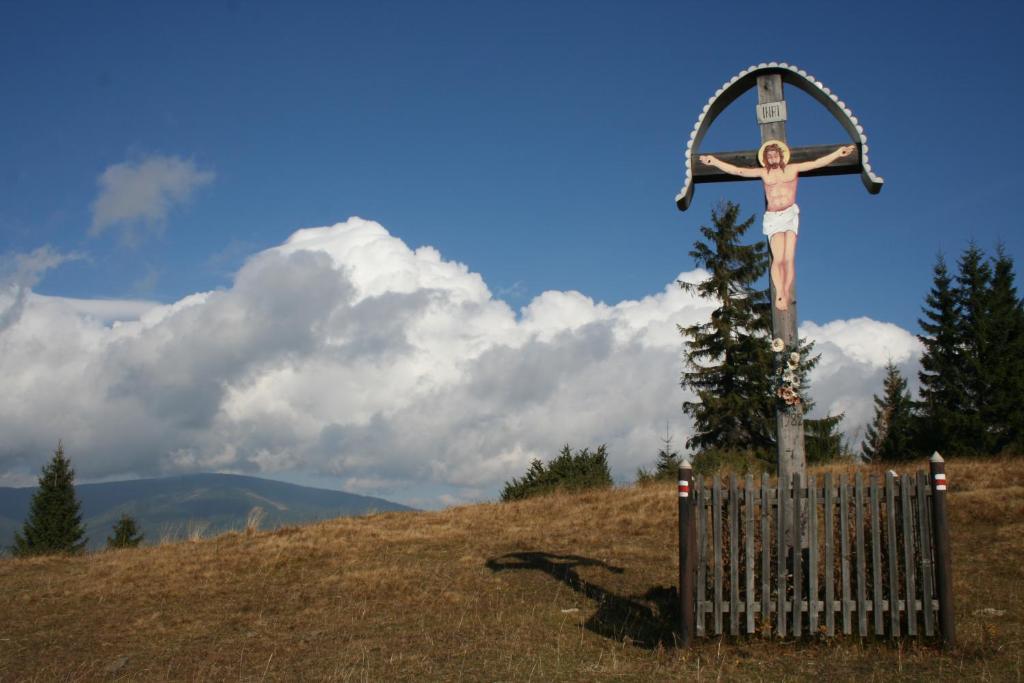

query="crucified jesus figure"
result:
[700,141,856,310]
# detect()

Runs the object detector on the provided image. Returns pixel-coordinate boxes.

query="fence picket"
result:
[792,473,803,637]
[808,474,819,635]
[776,476,786,637]
[855,473,867,636]
[695,476,706,637]
[917,471,935,637]
[761,474,771,627]
[824,472,835,637]
[713,475,723,635]
[901,474,917,636]
[886,472,900,638]
[870,476,884,636]
[840,474,852,634]
[729,475,740,636]
[745,474,755,635]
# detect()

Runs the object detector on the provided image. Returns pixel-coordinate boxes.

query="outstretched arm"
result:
[790,144,856,172]
[699,154,763,178]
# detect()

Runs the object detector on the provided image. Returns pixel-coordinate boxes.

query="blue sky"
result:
[6,0,1021,326]
[1,1,1021,504]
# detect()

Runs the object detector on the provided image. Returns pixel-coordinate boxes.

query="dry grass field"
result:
[1,456,1021,681]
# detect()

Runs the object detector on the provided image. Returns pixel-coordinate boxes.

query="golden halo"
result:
[758,140,791,166]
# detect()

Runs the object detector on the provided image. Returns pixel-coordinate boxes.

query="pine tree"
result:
[954,243,994,454]
[916,254,963,455]
[980,246,1024,452]
[106,513,144,549]
[654,429,681,479]
[805,413,846,464]
[862,362,915,462]
[680,202,775,456]
[915,245,1024,456]
[12,442,87,556]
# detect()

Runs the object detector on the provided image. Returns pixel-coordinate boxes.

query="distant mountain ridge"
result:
[0,473,414,552]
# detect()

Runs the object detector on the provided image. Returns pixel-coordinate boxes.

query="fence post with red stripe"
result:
[929,452,956,648]
[678,462,695,646]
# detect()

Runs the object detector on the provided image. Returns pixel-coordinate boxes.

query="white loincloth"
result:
[762,203,799,237]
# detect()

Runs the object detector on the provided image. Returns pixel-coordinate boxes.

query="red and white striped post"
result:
[929,452,956,648]
[678,462,696,646]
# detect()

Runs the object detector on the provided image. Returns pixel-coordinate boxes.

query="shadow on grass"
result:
[485,551,678,648]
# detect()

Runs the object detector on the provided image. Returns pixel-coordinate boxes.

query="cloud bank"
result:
[0,219,922,504]
[0,246,84,333]
[89,155,215,242]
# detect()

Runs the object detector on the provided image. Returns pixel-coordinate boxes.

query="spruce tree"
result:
[106,513,144,549]
[654,429,681,479]
[12,442,87,556]
[681,201,839,469]
[805,413,846,464]
[680,201,775,456]
[980,246,1024,453]
[954,243,994,454]
[862,362,915,462]
[916,254,963,455]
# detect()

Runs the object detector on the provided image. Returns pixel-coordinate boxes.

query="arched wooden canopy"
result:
[676,62,884,211]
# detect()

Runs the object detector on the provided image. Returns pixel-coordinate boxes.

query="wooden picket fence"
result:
[676,455,955,646]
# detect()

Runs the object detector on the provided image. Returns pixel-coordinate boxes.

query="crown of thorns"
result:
[758,140,791,166]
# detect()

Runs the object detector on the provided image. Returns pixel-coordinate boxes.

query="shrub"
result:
[106,513,144,549]
[501,445,613,501]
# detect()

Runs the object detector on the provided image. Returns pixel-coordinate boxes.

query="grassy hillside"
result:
[1,457,1021,681]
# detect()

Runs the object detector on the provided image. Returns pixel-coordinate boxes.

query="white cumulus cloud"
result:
[89,155,215,242]
[798,318,923,447]
[0,218,923,506]
[0,246,84,333]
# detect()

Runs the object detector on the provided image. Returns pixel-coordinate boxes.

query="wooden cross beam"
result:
[676,63,883,504]
[692,143,862,184]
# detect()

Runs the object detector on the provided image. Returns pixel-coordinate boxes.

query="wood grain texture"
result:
[886,472,901,638]
[824,472,835,637]
[745,474,756,635]
[917,471,935,637]
[871,476,884,636]
[901,475,918,636]
[692,144,862,184]
[855,473,868,637]
[713,476,723,635]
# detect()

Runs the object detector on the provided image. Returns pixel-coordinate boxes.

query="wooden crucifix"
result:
[676,63,883,492]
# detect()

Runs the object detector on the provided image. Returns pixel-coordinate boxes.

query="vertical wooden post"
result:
[760,473,771,626]
[757,73,805,496]
[807,473,818,635]
[885,471,901,638]
[696,476,707,637]
[712,475,724,634]
[744,473,755,635]
[929,453,956,648]
[678,462,695,646]
[729,474,740,636]
[823,471,835,637]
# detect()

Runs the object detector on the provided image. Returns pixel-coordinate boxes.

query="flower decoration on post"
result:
[771,339,802,410]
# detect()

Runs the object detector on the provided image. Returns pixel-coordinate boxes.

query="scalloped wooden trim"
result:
[676,62,883,211]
